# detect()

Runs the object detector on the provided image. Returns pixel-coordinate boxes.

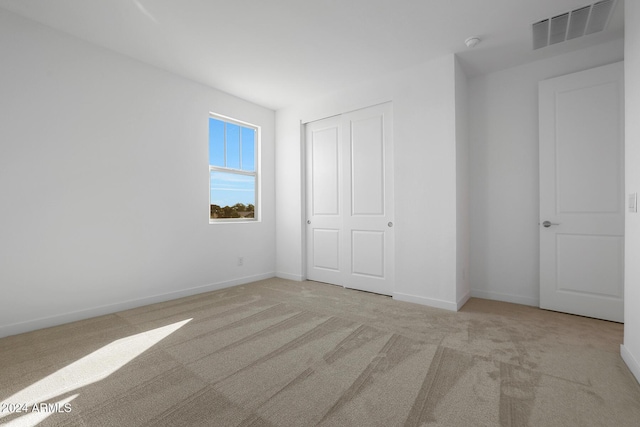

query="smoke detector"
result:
[465,37,481,48]
[532,0,616,50]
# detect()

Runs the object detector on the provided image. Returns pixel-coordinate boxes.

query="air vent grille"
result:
[549,13,570,45]
[532,0,615,50]
[566,6,590,40]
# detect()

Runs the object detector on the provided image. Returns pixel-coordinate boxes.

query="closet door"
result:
[306,103,394,296]
[305,115,343,286]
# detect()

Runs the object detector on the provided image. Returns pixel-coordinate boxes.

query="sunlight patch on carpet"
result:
[0,319,191,424]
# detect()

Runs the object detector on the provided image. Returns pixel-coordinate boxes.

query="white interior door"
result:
[305,115,343,286]
[539,62,624,322]
[305,103,394,295]
[342,104,394,295]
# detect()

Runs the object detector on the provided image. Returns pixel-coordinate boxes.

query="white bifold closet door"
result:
[305,103,394,296]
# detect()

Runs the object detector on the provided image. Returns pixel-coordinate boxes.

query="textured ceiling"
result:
[0,0,625,110]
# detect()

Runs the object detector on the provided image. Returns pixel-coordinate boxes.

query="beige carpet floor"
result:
[1,278,639,426]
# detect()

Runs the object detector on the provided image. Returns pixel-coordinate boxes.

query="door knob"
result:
[541,220,560,228]
[388,222,393,227]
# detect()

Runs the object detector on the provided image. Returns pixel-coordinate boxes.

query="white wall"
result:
[276,54,464,310]
[455,57,470,308]
[0,9,276,338]
[468,38,624,306]
[622,1,640,384]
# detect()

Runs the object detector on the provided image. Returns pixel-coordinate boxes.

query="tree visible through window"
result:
[209,115,258,220]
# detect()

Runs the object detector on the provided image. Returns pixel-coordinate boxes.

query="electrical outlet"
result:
[237,257,244,266]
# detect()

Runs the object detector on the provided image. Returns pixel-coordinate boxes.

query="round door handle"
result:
[307,220,311,224]
[388,222,393,227]
[541,220,560,228]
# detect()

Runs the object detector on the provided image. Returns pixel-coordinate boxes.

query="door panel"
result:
[311,126,340,215]
[556,81,622,213]
[312,229,340,271]
[306,116,343,285]
[556,234,623,297]
[539,62,624,322]
[305,103,394,295]
[351,230,385,278]
[351,115,385,215]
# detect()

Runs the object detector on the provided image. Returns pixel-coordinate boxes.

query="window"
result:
[209,114,258,221]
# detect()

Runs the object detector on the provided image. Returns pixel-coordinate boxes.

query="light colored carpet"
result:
[0,278,639,426]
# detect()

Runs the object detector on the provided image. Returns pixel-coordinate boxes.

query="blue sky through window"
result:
[209,118,224,167]
[241,127,255,171]
[210,171,255,207]
[209,117,256,209]
[226,123,240,169]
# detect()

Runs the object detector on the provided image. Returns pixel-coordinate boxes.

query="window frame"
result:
[209,113,260,223]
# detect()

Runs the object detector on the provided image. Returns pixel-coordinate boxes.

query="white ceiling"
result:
[0,0,625,110]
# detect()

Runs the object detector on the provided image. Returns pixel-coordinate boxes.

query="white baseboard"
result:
[393,292,458,312]
[621,344,640,385]
[457,290,471,310]
[275,272,304,281]
[0,272,276,339]
[470,289,539,307]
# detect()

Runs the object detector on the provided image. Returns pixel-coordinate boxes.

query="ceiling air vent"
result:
[532,0,615,50]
